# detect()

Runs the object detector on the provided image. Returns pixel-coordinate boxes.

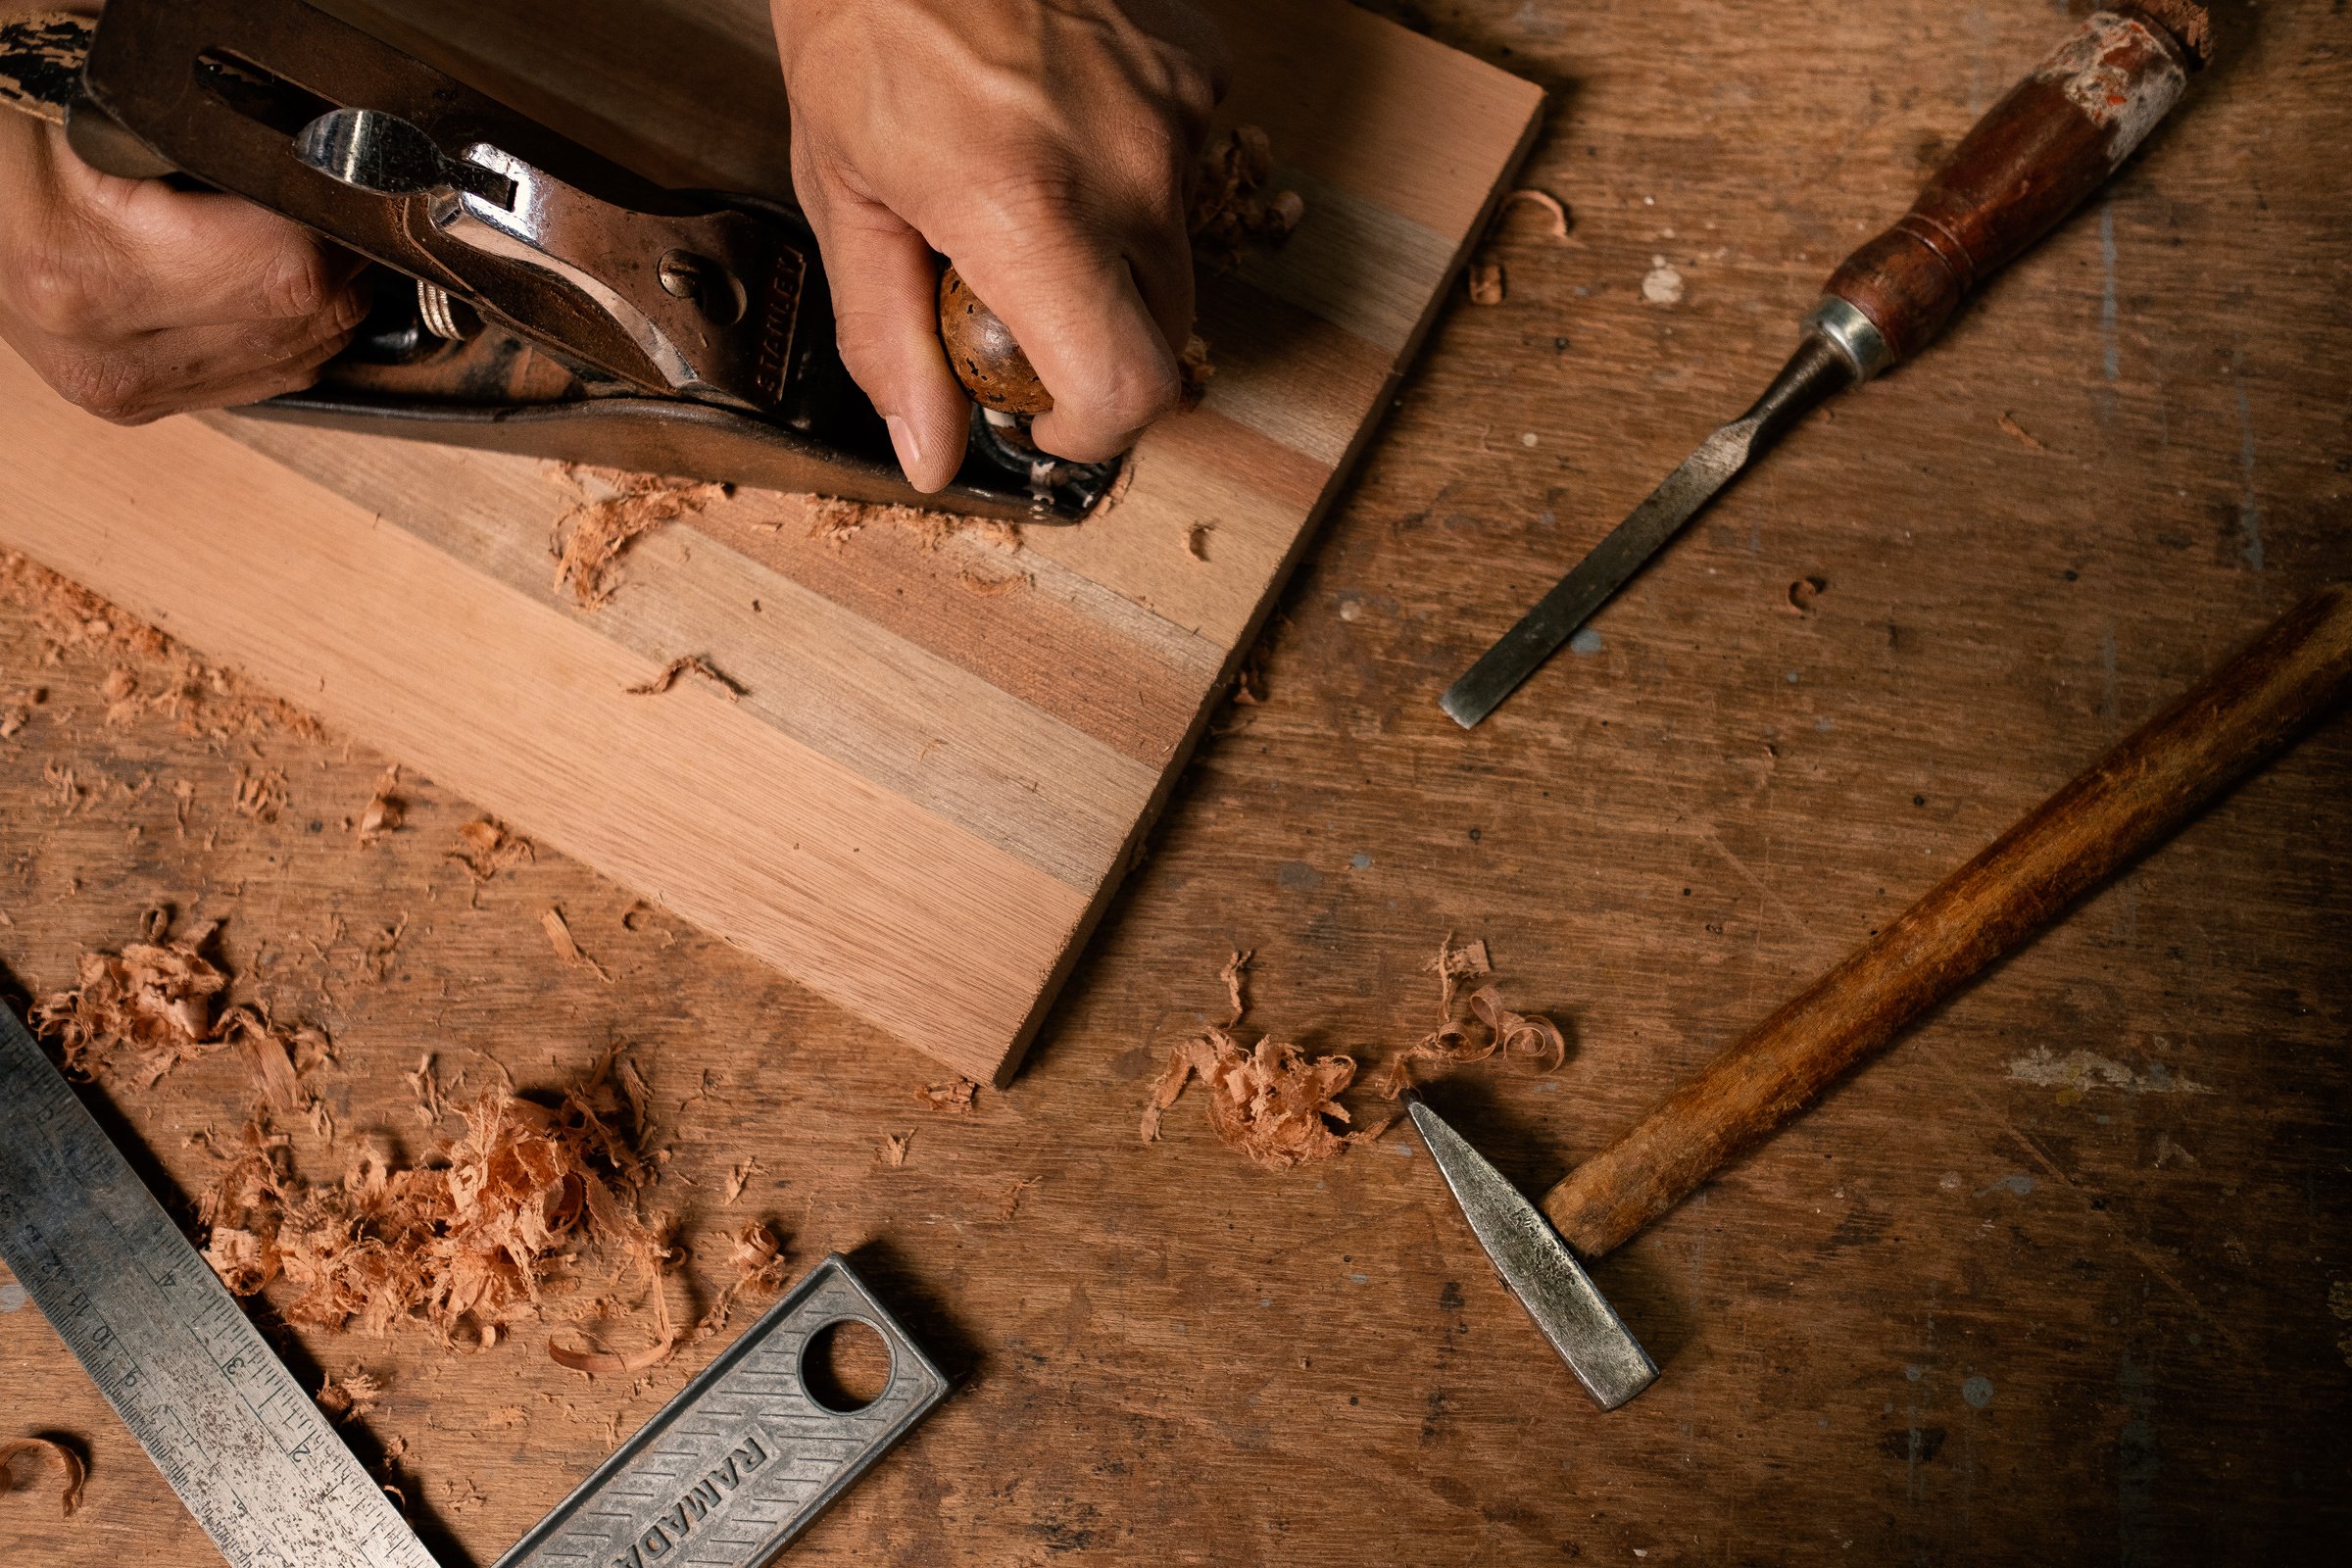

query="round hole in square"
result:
[798,1317,893,1413]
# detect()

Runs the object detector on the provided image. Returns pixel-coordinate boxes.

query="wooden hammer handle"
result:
[1823,5,2207,369]
[1544,584,2352,1259]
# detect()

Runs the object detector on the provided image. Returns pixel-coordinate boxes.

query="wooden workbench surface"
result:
[4,0,2347,1561]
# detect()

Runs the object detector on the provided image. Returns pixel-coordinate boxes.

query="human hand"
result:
[0,72,368,425]
[771,0,1227,490]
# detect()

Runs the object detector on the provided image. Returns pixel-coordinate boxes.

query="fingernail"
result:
[884,415,926,483]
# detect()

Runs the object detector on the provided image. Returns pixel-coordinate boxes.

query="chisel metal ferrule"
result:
[1804,296,1893,383]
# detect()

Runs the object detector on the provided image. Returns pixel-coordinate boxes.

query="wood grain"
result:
[1545,585,2352,1257]
[0,0,1546,1084]
[1,0,2348,1563]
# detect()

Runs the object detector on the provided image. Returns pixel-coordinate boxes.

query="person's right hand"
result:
[0,98,368,425]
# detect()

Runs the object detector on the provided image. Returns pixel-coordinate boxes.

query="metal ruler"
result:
[0,1005,947,1567]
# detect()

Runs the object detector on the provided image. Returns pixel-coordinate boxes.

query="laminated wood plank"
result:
[0,0,1544,1081]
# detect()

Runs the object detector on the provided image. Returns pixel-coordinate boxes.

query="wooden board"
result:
[0,0,1544,1086]
[4,1,2351,1564]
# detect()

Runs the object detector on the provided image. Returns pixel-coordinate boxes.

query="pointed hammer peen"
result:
[1414,584,2352,1409]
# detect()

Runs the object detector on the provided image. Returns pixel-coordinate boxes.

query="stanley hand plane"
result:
[0,0,1117,520]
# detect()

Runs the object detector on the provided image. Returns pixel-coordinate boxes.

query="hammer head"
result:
[1406,1096,1657,1411]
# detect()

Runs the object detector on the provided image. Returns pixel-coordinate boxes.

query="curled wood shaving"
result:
[1374,936,1563,1099]
[876,1130,912,1168]
[1784,575,1828,616]
[1191,124,1303,266]
[357,765,404,845]
[1144,1028,1390,1170]
[624,655,744,701]
[1186,524,1212,562]
[540,906,612,984]
[0,1438,85,1518]
[1467,258,1505,305]
[448,818,533,882]
[1997,412,2054,454]
[1498,187,1572,242]
[692,1221,789,1345]
[548,465,726,608]
[916,1077,979,1114]
[1177,333,1215,412]
[406,1053,446,1127]
[316,1370,383,1422]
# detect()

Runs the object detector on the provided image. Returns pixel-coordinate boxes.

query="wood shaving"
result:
[1191,124,1303,267]
[361,914,410,985]
[692,1221,789,1345]
[195,1070,662,1356]
[548,465,726,608]
[1467,258,1505,305]
[0,684,43,740]
[916,1077,979,1114]
[876,1131,912,1168]
[955,565,1032,597]
[1498,187,1572,241]
[316,1370,383,1422]
[357,765,404,845]
[233,764,289,823]
[0,1437,84,1518]
[0,550,320,742]
[1177,333,1215,412]
[1997,412,2053,453]
[26,918,292,1089]
[42,759,82,812]
[624,655,744,701]
[448,818,534,882]
[1373,935,1564,1099]
[1186,524,1212,562]
[1219,948,1253,1026]
[722,1155,764,1204]
[998,1175,1043,1220]
[1142,1028,1389,1169]
[406,1053,447,1127]
[540,906,612,984]
[1784,575,1828,616]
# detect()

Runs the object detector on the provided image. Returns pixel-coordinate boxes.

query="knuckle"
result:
[254,241,337,319]
[49,354,157,424]
[12,242,114,339]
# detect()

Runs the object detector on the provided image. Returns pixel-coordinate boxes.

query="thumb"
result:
[803,190,968,493]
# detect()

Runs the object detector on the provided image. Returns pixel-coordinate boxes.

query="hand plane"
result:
[1,0,1116,521]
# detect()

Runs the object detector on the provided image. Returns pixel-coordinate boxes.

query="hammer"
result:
[1413,585,2352,1409]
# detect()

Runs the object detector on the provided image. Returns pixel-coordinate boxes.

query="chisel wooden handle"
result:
[1819,4,2209,372]
[1544,584,2352,1259]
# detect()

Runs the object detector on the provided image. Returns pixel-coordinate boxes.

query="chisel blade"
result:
[1440,333,1854,729]
[1439,420,1759,729]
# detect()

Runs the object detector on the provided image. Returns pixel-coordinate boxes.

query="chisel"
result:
[1441,3,2213,728]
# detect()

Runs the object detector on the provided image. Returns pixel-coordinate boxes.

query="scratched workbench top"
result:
[3,0,2348,1562]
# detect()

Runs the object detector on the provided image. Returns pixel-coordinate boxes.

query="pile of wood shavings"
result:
[0,1438,84,1518]
[447,818,533,882]
[547,465,728,608]
[1141,951,1393,1169]
[1370,935,1565,1099]
[195,1062,669,1367]
[0,549,320,742]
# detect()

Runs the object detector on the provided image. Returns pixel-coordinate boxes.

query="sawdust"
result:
[541,906,613,983]
[1177,333,1215,411]
[917,1077,979,1114]
[0,684,44,740]
[357,766,404,845]
[361,914,411,985]
[0,550,321,743]
[406,1053,447,1127]
[624,654,744,701]
[196,1056,665,1362]
[547,465,728,608]
[448,818,534,882]
[1190,125,1304,267]
[0,1438,84,1518]
[315,1370,383,1422]
[42,759,82,812]
[876,1130,912,1168]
